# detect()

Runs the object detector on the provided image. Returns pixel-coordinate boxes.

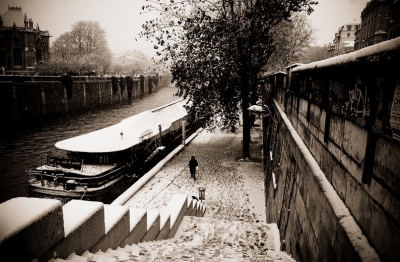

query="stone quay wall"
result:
[264,37,400,261]
[0,74,172,122]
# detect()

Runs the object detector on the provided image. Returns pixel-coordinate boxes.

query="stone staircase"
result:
[0,194,206,262]
[51,217,294,261]
[0,185,295,261]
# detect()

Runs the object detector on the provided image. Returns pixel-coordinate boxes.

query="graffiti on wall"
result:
[390,78,400,141]
[329,77,369,128]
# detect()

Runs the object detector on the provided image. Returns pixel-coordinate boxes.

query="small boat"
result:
[27,99,196,204]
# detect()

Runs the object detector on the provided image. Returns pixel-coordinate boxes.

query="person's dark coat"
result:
[189,158,198,175]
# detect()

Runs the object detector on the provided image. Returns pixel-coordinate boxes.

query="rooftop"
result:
[1,6,25,28]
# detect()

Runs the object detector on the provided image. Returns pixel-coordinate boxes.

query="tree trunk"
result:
[241,76,251,159]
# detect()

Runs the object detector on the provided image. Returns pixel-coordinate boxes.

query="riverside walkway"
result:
[115,123,295,261]
[124,125,266,223]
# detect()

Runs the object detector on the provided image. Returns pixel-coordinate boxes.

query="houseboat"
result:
[27,99,196,204]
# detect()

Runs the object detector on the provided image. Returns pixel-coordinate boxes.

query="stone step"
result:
[44,194,207,261]
[94,216,294,262]
[69,216,294,261]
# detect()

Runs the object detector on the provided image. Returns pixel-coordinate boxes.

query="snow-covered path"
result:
[124,126,266,224]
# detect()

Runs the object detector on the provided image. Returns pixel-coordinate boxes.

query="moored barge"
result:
[27,99,196,204]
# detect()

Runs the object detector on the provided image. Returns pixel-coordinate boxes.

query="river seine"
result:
[0,86,179,204]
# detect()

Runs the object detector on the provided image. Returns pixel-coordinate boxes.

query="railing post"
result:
[182,120,186,146]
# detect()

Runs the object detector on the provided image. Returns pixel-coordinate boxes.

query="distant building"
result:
[330,22,360,56]
[0,6,51,75]
[354,0,400,50]
[387,0,400,40]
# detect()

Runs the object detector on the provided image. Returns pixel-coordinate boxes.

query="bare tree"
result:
[268,12,316,72]
[300,44,333,64]
[47,21,112,75]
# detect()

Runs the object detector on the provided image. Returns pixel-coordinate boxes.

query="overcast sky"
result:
[1,0,369,56]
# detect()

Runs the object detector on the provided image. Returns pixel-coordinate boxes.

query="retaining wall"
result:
[264,37,400,261]
[0,75,172,123]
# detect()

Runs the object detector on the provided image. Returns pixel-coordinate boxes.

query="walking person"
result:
[189,156,198,181]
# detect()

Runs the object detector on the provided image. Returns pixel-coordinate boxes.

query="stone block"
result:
[42,200,104,261]
[305,197,321,241]
[364,177,400,224]
[319,109,327,132]
[90,205,130,252]
[342,120,367,164]
[331,160,347,201]
[320,145,334,183]
[140,209,160,242]
[327,138,342,163]
[155,211,170,240]
[340,152,363,183]
[319,195,339,242]
[0,198,63,262]
[299,99,308,119]
[309,134,321,164]
[121,208,147,246]
[360,196,400,261]
[316,225,336,262]
[344,177,371,230]
[166,194,187,239]
[373,137,400,196]
[309,123,319,143]
[329,115,344,148]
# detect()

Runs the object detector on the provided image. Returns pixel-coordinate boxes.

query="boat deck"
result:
[36,164,116,176]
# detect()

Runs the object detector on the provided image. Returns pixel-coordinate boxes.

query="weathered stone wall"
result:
[0,74,172,123]
[264,38,400,261]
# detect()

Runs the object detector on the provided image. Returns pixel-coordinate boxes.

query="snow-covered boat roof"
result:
[151,100,188,123]
[55,100,188,153]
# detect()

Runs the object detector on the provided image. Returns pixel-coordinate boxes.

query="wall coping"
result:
[103,205,129,234]
[62,200,103,237]
[165,194,188,229]
[293,37,400,72]
[0,197,62,243]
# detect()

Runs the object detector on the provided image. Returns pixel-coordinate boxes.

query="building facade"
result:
[330,22,361,56]
[354,0,400,50]
[0,6,50,75]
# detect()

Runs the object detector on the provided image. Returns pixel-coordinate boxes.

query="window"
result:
[0,50,5,66]
[347,25,352,30]
[347,33,350,37]
[12,37,22,66]
[36,49,42,62]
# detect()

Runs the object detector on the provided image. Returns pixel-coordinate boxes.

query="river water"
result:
[0,86,179,204]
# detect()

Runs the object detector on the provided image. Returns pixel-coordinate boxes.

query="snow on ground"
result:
[124,125,266,224]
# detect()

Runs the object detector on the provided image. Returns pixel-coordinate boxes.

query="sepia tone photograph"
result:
[0,0,399,261]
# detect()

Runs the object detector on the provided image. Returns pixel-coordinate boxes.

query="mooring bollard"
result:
[198,186,206,202]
